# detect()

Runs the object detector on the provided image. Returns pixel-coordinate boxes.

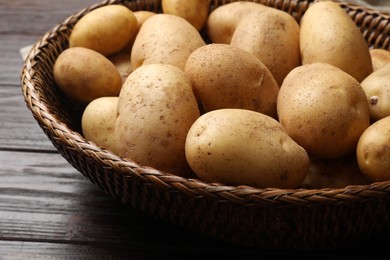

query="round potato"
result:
[277,63,370,159]
[206,1,268,44]
[301,155,370,189]
[370,48,390,71]
[53,47,122,104]
[230,8,300,86]
[115,64,200,177]
[360,63,390,122]
[69,5,138,57]
[109,52,132,84]
[357,116,390,182]
[81,97,118,152]
[130,14,205,71]
[162,0,210,31]
[300,1,372,82]
[184,44,279,118]
[185,109,310,189]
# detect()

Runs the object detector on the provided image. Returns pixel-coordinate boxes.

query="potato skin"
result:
[53,47,122,104]
[69,5,138,56]
[206,1,268,44]
[356,116,390,182]
[184,44,279,118]
[231,8,300,86]
[81,97,118,152]
[277,63,370,159]
[130,14,205,71]
[370,48,390,71]
[300,1,372,82]
[185,109,310,189]
[115,64,200,177]
[162,0,210,31]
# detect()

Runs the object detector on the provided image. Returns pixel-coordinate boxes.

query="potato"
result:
[115,64,200,177]
[130,14,205,71]
[81,97,118,152]
[69,5,138,57]
[360,63,390,122]
[230,8,300,86]
[185,109,310,189]
[277,63,370,159]
[300,1,372,82]
[162,0,210,31]
[53,47,122,104]
[206,1,268,44]
[301,155,370,189]
[370,48,390,71]
[357,116,390,182]
[184,44,279,118]
[109,52,132,84]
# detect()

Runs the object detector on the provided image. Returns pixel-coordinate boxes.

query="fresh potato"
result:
[206,1,268,44]
[301,155,370,189]
[109,52,132,84]
[184,44,279,118]
[360,63,390,122]
[185,109,310,189]
[69,5,138,57]
[81,97,118,152]
[277,63,370,159]
[230,8,300,86]
[370,48,390,71]
[357,116,390,182]
[53,47,122,104]
[162,0,210,31]
[115,64,200,177]
[300,1,372,82]
[130,14,205,71]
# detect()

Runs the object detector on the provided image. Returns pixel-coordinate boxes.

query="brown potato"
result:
[370,48,390,71]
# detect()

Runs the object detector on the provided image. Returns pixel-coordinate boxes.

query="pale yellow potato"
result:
[109,52,132,84]
[69,5,138,56]
[184,44,279,118]
[231,8,301,86]
[301,155,370,189]
[53,47,122,104]
[370,48,390,71]
[357,116,390,182]
[81,97,118,152]
[130,14,205,71]
[300,1,372,82]
[162,0,210,31]
[206,1,268,44]
[185,109,310,189]
[277,63,370,159]
[115,64,200,177]
[360,63,390,122]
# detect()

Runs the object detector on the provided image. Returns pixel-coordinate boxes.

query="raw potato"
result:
[360,63,390,122]
[277,63,370,159]
[115,64,200,177]
[109,52,132,84]
[357,116,390,182]
[184,44,279,118]
[231,8,300,86]
[185,109,310,189]
[301,155,370,189]
[162,0,210,31]
[206,1,268,44]
[53,47,122,104]
[69,5,138,57]
[130,14,206,71]
[300,1,372,82]
[81,97,118,152]
[370,48,390,71]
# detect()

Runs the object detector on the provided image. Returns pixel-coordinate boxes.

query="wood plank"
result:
[0,85,57,151]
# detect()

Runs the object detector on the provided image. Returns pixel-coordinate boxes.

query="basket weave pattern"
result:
[21,0,390,249]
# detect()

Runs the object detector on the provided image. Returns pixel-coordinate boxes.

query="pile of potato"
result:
[53,0,390,189]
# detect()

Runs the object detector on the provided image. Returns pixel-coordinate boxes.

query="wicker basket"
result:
[21,0,390,250]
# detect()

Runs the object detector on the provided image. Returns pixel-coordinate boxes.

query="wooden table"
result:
[1,0,390,258]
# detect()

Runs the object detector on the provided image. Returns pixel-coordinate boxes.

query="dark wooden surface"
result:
[1,0,390,259]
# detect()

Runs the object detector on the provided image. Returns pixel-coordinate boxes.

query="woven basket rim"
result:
[20,0,390,207]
